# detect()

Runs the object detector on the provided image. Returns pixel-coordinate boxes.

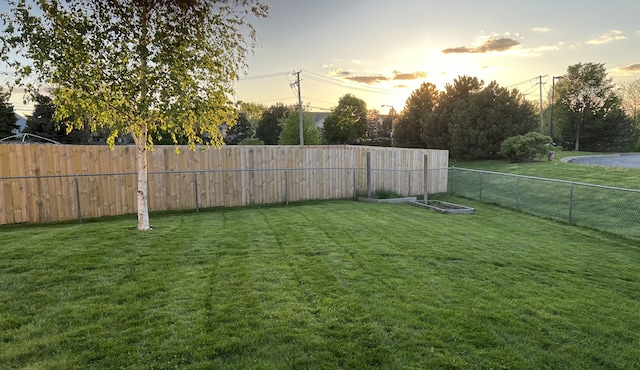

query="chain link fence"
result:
[4,165,639,241]
[0,167,450,225]
[449,167,640,241]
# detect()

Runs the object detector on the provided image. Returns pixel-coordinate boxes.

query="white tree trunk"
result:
[136,133,151,230]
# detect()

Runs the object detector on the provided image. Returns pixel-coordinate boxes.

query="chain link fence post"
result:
[479,172,483,201]
[366,152,372,199]
[423,154,429,203]
[285,169,289,205]
[569,182,574,224]
[451,167,456,194]
[194,172,199,213]
[75,175,82,223]
[516,176,520,211]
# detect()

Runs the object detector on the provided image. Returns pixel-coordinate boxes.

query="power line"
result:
[306,106,331,111]
[302,96,335,106]
[507,76,541,89]
[302,70,400,96]
[243,96,298,104]
[520,82,540,95]
[235,69,403,113]
[237,71,290,81]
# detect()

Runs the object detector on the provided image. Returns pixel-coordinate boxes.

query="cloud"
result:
[328,69,352,77]
[392,71,428,80]
[442,37,520,54]
[344,75,389,84]
[531,27,550,32]
[587,30,626,45]
[622,63,640,72]
[329,70,428,85]
[608,62,640,77]
[442,46,474,54]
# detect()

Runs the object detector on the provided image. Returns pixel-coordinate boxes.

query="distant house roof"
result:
[311,112,330,129]
[13,113,27,134]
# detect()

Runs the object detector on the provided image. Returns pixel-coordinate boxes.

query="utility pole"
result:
[292,70,304,145]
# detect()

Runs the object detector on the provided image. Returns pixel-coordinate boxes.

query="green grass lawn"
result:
[2,200,640,369]
[450,150,640,189]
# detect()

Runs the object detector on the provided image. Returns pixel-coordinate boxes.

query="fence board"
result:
[0,144,448,225]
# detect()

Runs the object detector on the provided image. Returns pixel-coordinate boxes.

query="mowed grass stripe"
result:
[1,200,639,369]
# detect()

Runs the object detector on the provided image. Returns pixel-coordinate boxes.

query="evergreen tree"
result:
[24,94,90,144]
[448,81,537,159]
[256,103,291,145]
[569,106,638,152]
[425,76,482,152]
[0,92,18,138]
[224,112,253,145]
[392,82,438,148]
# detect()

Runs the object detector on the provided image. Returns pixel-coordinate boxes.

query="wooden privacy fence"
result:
[0,144,448,225]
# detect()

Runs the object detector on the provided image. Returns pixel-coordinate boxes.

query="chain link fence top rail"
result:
[449,167,640,241]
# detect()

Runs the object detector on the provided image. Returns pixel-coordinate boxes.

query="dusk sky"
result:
[3,0,640,116]
[234,0,640,113]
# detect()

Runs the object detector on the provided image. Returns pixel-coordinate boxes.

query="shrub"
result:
[238,137,265,145]
[628,137,640,152]
[372,189,403,199]
[500,132,553,162]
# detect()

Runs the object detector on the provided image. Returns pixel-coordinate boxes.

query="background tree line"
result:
[392,76,538,160]
[393,63,639,158]
[225,94,387,146]
[229,62,638,160]
[3,61,638,160]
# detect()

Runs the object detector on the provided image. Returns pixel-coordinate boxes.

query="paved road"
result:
[563,153,640,168]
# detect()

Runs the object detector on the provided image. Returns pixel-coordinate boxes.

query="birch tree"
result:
[1,0,268,230]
